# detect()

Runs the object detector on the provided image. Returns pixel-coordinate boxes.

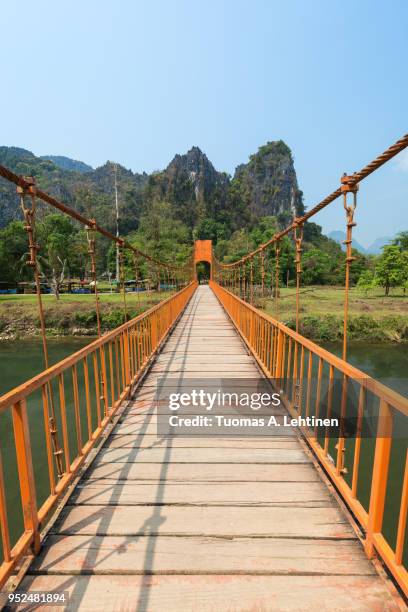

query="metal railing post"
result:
[12,400,40,554]
[365,400,393,557]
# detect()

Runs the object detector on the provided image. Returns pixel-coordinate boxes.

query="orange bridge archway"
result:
[194,240,212,280]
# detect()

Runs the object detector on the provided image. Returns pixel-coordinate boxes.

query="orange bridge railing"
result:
[211,280,408,598]
[0,281,197,588]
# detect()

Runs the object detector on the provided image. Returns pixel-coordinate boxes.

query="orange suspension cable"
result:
[86,222,108,415]
[341,174,358,361]
[238,264,241,298]
[132,253,142,311]
[294,221,304,334]
[86,221,101,337]
[250,258,254,305]
[274,240,281,320]
[18,179,64,478]
[118,243,128,321]
[214,132,408,270]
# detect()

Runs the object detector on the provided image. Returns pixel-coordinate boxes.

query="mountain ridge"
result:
[39,155,93,174]
[328,230,393,254]
[0,142,303,239]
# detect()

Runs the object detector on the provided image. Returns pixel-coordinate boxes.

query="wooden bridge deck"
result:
[20,286,399,610]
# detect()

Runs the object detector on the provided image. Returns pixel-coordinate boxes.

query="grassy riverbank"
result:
[0,286,407,343]
[259,286,408,343]
[0,291,173,339]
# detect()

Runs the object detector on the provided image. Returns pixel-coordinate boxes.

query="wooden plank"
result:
[160,350,243,357]
[149,365,259,373]
[70,481,331,507]
[113,421,296,436]
[154,355,254,364]
[105,435,300,448]
[16,575,400,611]
[94,447,311,464]
[54,505,354,538]
[141,372,261,380]
[83,462,319,483]
[31,535,376,576]
[164,338,244,346]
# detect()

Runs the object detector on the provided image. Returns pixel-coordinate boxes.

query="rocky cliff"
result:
[232,141,304,218]
[0,140,303,235]
[145,147,230,227]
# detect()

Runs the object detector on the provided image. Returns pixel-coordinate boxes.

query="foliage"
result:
[0,146,407,297]
[393,231,408,251]
[374,246,408,295]
[357,270,375,295]
[0,221,30,284]
[302,249,333,285]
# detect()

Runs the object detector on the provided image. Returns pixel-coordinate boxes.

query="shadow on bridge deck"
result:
[18,286,400,611]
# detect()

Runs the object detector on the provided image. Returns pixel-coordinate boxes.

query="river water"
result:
[0,338,407,564]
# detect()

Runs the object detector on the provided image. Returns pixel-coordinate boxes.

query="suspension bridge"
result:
[0,135,407,610]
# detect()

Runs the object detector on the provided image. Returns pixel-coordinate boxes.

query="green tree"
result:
[375,246,408,295]
[302,249,332,285]
[0,221,29,284]
[195,218,228,242]
[133,201,192,287]
[392,231,408,251]
[36,214,77,298]
[357,270,375,296]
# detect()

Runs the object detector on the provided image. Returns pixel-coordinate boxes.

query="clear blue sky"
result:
[1,0,407,245]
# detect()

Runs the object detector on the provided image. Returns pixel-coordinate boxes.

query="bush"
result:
[101,309,126,329]
[74,310,97,328]
[297,314,343,342]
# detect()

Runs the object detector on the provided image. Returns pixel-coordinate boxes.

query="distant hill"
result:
[0,142,304,238]
[327,231,367,253]
[366,236,393,254]
[328,230,393,254]
[0,146,148,233]
[39,155,93,174]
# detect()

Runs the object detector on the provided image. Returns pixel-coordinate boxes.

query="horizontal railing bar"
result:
[371,532,408,599]
[0,530,34,591]
[0,282,196,411]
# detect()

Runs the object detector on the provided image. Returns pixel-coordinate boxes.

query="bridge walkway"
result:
[19,286,399,610]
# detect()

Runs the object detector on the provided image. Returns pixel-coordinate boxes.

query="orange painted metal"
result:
[0,281,197,588]
[341,174,358,361]
[194,240,213,278]
[11,400,40,555]
[396,450,408,565]
[211,280,408,597]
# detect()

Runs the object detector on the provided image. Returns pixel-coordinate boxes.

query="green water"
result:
[0,337,95,556]
[322,342,408,398]
[0,338,94,397]
[321,342,408,566]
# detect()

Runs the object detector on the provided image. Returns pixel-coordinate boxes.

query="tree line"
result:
[0,203,407,297]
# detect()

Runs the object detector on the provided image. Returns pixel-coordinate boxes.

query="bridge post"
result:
[12,400,40,554]
[275,329,284,380]
[365,400,393,558]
